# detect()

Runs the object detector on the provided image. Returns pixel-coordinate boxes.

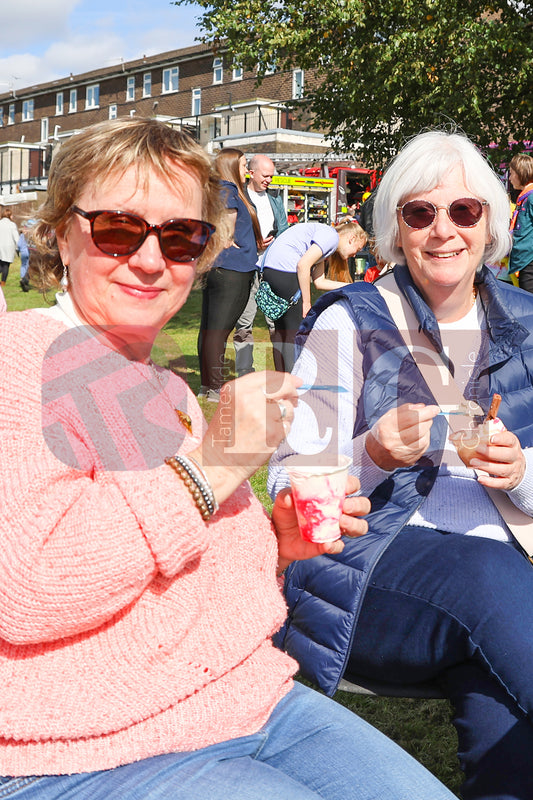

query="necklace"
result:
[50,292,194,437]
[132,358,193,436]
[149,360,193,436]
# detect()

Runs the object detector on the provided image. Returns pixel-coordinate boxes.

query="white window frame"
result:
[41,117,49,142]
[22,99,34,122]
[86,83,100,110]
[8,103,15,125]
[212,57,223,84]
[69,88,77,112]
[56,91,64,115]
[191,88,202,116]
[232,66,243,81]
[162,66,179,94]
[292,68,305,99]
[126,76,135,102]
[109,104,118,119]
[265,62,277,75]
[143,72,152,97]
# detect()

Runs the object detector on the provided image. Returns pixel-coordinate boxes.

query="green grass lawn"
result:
[2,260,462,796]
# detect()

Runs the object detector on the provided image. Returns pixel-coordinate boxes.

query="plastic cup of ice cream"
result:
[449,418,506,466]
[286,455,352,543]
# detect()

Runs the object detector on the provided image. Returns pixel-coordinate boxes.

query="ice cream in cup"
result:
[286,455,352,543]
[449,419,506,466]
[449,393,506,467]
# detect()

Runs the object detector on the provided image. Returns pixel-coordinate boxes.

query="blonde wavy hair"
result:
[30,117,229,291]
[327,219,367,282]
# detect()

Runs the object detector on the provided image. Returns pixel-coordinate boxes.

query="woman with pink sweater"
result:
[0,118,455,800]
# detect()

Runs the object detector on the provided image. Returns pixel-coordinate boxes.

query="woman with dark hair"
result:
[198,148,261,402]
[508,152,533,292]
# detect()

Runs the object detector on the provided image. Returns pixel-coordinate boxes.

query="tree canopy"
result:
[174,0,533,166]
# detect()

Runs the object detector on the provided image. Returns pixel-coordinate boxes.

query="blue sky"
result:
[1,0,203,93]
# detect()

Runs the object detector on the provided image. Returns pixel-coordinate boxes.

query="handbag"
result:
[255,276,301,321]
[255,242,301,321]
[376,270,533,562]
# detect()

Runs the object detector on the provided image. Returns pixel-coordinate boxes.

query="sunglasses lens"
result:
[401,201,436,229]
[449,198,483,227]
[401,198,485,229]
[85,210,214,260]
[92,212,145,255]
[161,220,213,262]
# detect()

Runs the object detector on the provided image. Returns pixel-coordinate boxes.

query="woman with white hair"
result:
[269,130,533,800]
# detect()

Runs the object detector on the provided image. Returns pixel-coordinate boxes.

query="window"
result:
[41,117,49,142]
[109,104,118,119]
[86,84,100,109]
[0,107,3,127]
[22,99,34,121]
[162,66,179,93]
[69,88,77,112]
[232,66,243,81]
[213,57,223,84]
[143,72,152,97]
[265,62,277,75]
[56,92,64,115]
[292,69,305,99]
[126,76,135,102]
[191,88,201,116]
[8,103,15,125]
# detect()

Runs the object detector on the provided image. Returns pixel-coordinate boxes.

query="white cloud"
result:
[0,55,41,94]
[0,0,79,51]
[46,33,127,76]
[0,35,125,90]
[0,0,203,92]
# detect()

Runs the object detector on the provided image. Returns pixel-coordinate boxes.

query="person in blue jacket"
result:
[269,130,533,800]
[232,154,290,377]
[197,148,261,402]
[18,220,35,292]
[508,152,533,293]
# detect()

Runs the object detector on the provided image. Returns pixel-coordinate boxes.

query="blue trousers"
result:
[0,683,454,800]
[348,526,533,800]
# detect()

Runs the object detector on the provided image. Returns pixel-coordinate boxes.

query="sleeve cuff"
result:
[506,447,533,517]
[110,462,211,578]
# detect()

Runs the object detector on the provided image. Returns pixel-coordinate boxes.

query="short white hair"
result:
[374,130,511,266]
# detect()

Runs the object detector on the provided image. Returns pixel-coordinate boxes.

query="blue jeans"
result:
[348,525,533,800]
[0,683,454,800]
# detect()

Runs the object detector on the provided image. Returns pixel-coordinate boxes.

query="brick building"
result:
[0,43,338,196]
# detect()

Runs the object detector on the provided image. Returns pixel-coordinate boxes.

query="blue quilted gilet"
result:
[276,265,533,696]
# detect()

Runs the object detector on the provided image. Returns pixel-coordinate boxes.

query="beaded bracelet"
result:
[186,456,219,516]
[165,455,218,521]
[187,456,219,512]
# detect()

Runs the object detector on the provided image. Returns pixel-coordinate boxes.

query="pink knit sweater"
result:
[0,309,296,776]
